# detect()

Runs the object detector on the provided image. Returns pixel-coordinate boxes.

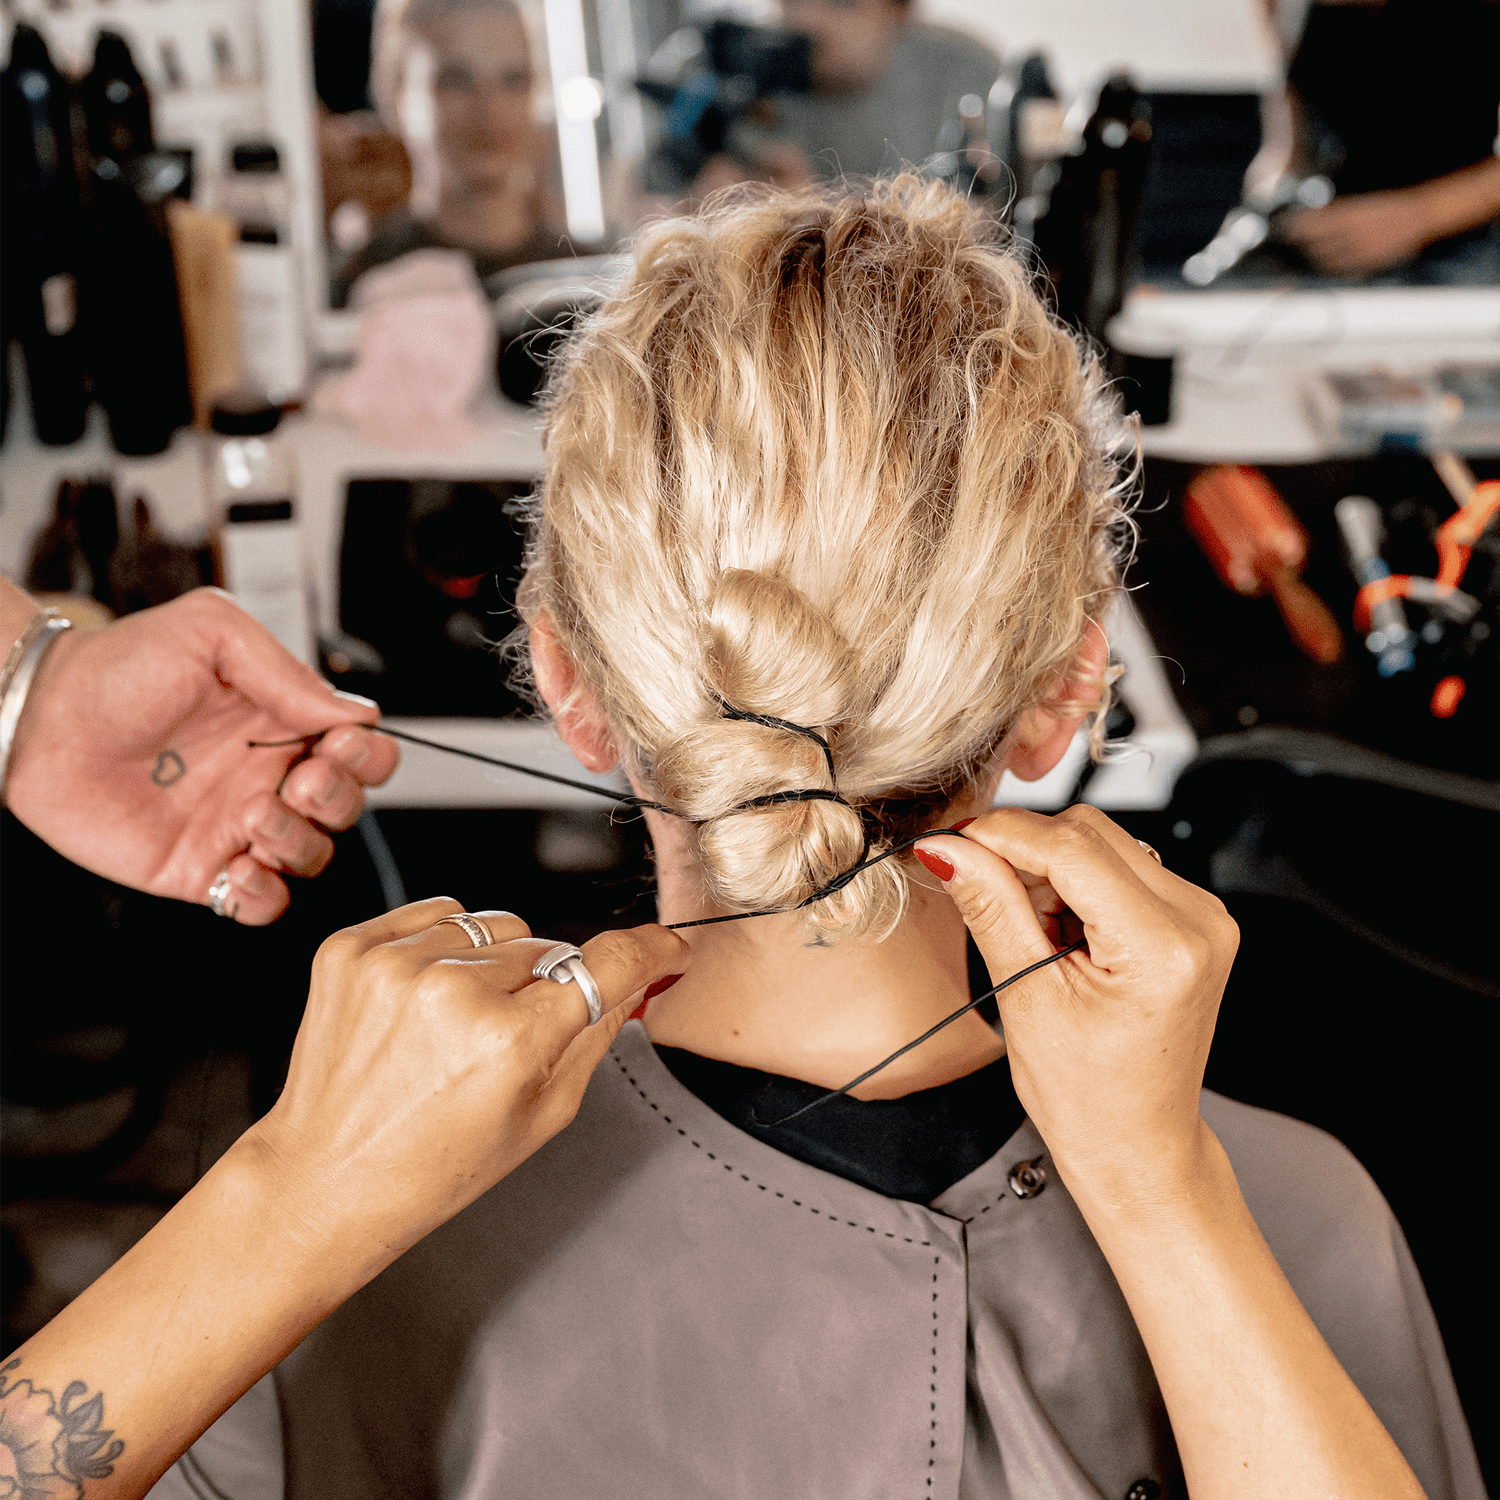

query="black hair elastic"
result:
[247,724,1086,1114]
[717,701,838,784]
[732,787,845,812]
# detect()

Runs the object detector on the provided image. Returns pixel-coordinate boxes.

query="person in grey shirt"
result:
[685,0,1000,194]
[771,0,1000,180]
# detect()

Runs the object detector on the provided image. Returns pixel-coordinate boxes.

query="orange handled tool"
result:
[1183,465,1345,665]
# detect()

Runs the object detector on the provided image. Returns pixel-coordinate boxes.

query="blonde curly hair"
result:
[518,175,1128,940]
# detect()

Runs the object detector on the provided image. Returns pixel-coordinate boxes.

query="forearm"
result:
[1067,1126,1424,1500]
[1,1134,388,1500]
[1410,156,1500,246]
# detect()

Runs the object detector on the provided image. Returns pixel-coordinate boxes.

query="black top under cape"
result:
[655,937,1024,1203]
[653,1045,1025,1203]
[657,936,1032,1206]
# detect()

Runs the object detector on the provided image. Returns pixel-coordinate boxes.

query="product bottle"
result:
[987,52,1067,245]
[77,30,195,456]
[1,24,89,445]
[217,141,308,403]
[209,392,313,663]
[1030,73,1153,341]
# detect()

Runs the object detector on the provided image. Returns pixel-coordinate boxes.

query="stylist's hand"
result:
[915,805,1238,1201]
[3,588,398,924]
[248,899,690,1267]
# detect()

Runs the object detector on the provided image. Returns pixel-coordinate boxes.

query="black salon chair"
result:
[1161,725,1497,1474]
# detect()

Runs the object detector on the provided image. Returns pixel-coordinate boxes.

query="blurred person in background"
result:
[330,0,578,307]
[688,0,1000,198]
[1258,0,1500,280]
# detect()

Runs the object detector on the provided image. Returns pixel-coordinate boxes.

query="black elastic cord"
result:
[247,725,1080,1121]
[249,728,674,813]
[750,939,1087,1128]
[719,702,837,783]
[733,787,846,812]
[249,727,878,926]
[661,825,941,929]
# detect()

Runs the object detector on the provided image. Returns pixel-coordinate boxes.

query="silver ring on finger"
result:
[533,942,604,1026]
[434,912,495,948]
[208,870,235,919]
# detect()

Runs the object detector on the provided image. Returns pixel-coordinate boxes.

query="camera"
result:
[636,20,814,195]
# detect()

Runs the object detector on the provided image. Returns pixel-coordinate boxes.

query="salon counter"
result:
[1111,283,1500,464]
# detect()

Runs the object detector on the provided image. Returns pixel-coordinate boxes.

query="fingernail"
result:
[254,806,293,839]
[311,767,341,805]
[952,817,977,831]
[914,847,954,881]
[236,864,270,896]
[643,974,684,1000]
[332,690,379,711]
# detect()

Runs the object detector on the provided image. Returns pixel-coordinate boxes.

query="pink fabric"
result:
[318,250,492,451]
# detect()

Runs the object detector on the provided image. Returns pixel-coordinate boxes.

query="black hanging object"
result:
[1,24,89,446]
[77,31,194,457]
[1030,72,1154,342]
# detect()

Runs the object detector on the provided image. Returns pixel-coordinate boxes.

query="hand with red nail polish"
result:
[913,804,1239,1201]
[910,811,1426,1500]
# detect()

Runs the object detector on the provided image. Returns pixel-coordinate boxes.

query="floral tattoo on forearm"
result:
[1,1358,124,1497]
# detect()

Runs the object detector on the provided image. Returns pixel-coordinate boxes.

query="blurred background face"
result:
[778,0,907,92]
[415,8,536,196]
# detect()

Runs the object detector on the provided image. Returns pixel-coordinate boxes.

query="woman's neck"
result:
[639,806,1007,1099]
[430,173,538,254]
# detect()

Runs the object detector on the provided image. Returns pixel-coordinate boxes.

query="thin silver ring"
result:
[435,912,495,948]
[533,942,604,1026]
[207,870,235,919]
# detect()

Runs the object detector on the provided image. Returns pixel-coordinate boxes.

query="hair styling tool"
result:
[1334,496,1416,677]
[1338,478,1499,714]
[1184,465,1344,665]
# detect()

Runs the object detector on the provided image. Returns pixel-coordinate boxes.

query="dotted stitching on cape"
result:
[928,1254,940,1489]
[610,1051,933,1247]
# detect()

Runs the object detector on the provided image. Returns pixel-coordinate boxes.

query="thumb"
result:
[200,590,382,733]
[914,833,1056,976]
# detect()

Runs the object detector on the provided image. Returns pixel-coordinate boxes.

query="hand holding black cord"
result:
[912,808,1240,1200]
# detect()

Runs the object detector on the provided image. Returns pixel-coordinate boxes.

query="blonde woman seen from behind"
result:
[5,178,1477,1500]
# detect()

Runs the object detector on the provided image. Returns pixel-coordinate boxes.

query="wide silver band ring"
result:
[435,912,495,948]
[208,870,235,919]
[533,942,604,1026]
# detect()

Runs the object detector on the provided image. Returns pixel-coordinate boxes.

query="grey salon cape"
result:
[154,1022,1483,1500]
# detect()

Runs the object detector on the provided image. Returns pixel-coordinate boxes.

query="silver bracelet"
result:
[0,611,72,797]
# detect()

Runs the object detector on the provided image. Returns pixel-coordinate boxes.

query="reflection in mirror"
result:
[323,0,604,307]
[313,0,1008,321]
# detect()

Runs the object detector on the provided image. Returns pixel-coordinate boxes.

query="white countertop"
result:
[1110,284,1500,464]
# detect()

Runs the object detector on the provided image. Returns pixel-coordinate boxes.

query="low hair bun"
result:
[653,570,901,934]
[693,792,893,933]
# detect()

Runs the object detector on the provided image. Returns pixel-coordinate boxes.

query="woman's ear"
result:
[1001,620,1110,784]
[530,618,620,774]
